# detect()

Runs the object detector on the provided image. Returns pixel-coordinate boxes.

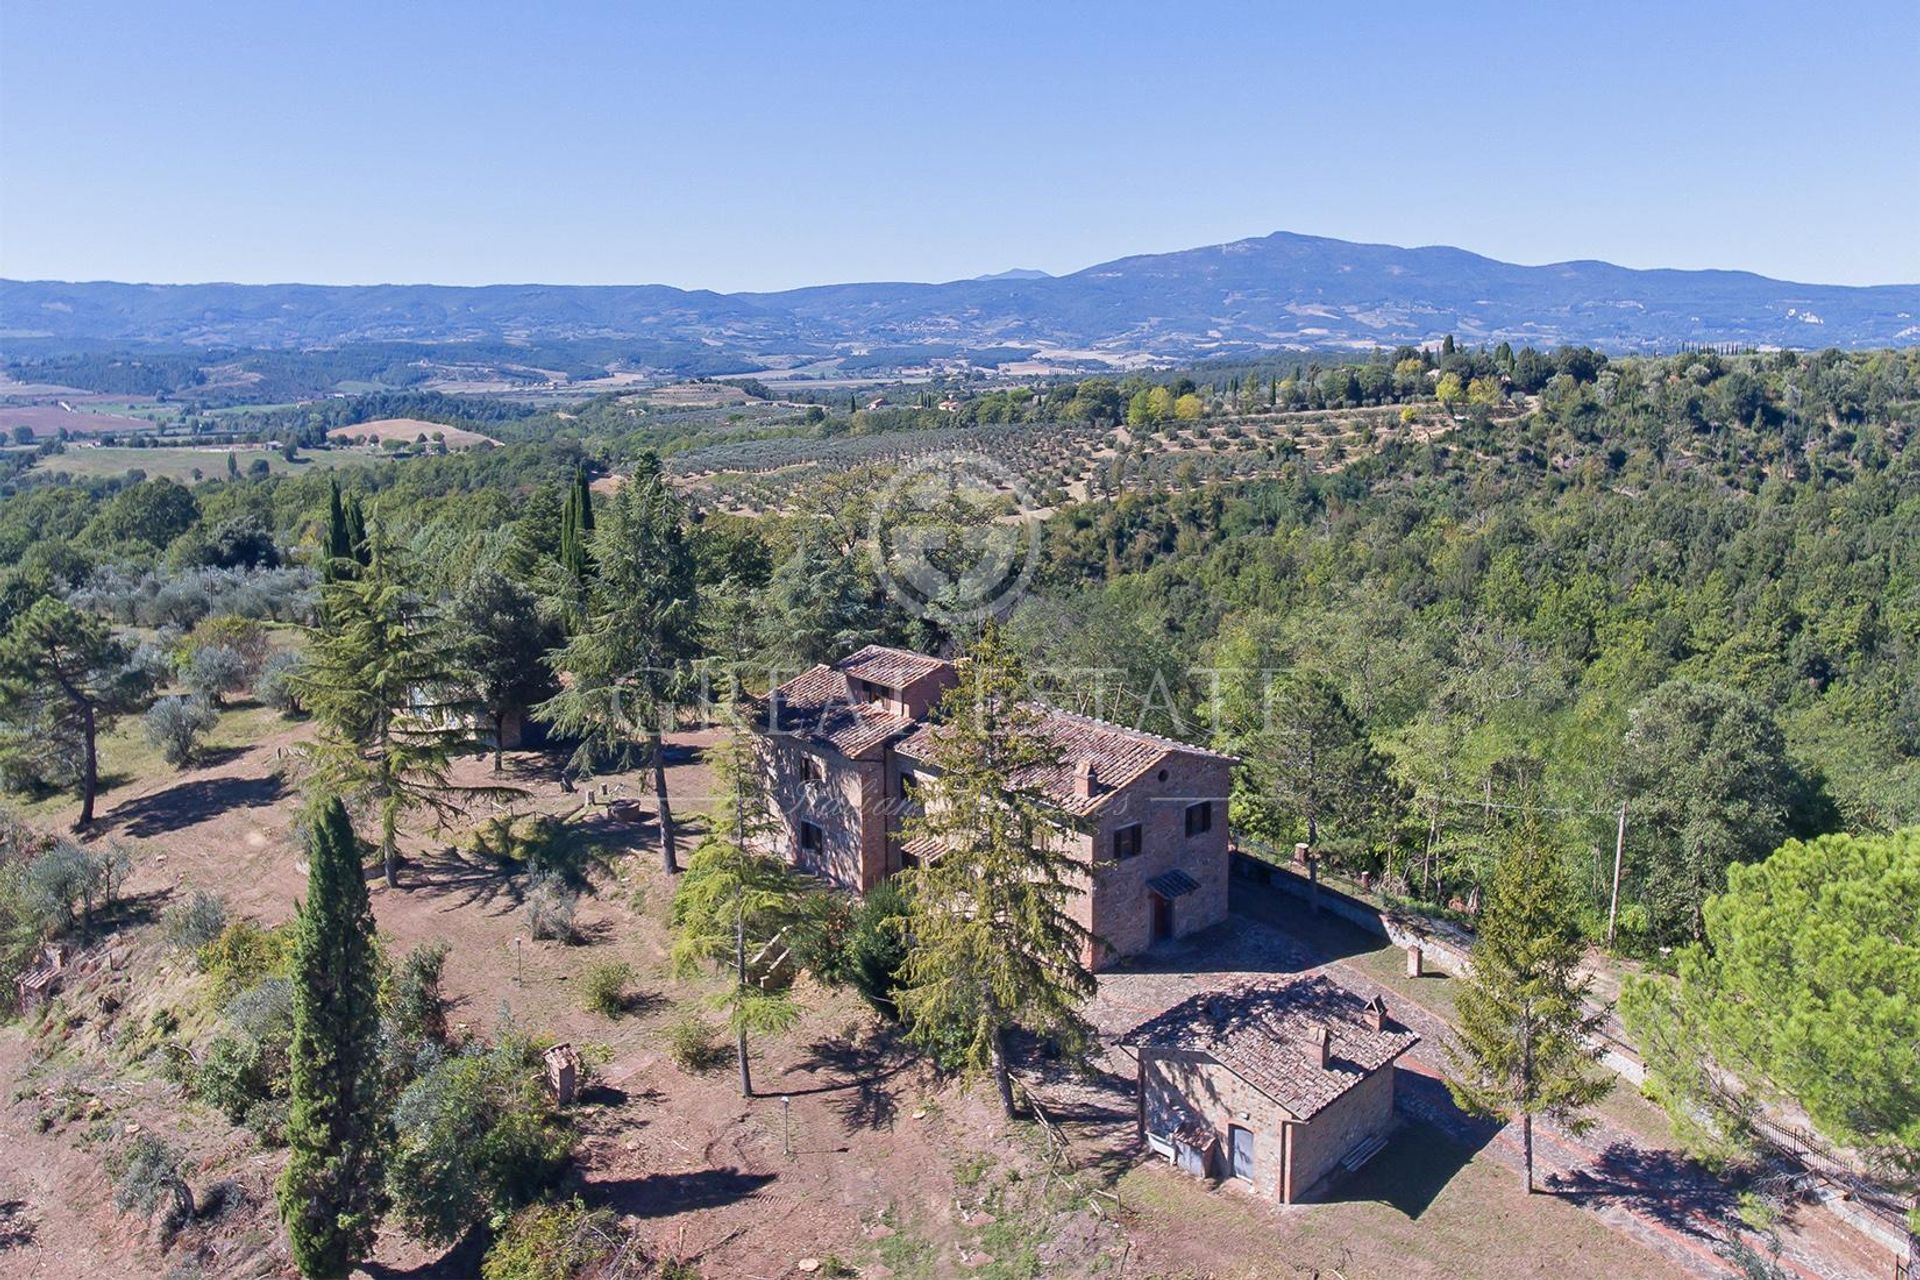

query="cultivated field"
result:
[325,416,502,449]
[27,445,377,485]
[0,403,161,438]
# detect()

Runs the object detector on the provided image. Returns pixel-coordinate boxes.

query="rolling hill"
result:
[5,231,1918,365]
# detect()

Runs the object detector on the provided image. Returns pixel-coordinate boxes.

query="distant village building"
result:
[752,645,1234,968]
[1121,977,1419,1203]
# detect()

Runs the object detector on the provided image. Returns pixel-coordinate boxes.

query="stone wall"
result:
[1140,1047,1290,1201]
[759,737,881,891]
[1086,755,1233,966]
[1285,1062,1397,1201]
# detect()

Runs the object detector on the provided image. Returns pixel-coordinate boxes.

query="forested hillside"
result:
[3,344,1916,954]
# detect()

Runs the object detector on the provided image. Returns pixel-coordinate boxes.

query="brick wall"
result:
[1140,1047,1290,1201]
[1085,755,1233,966]
[1285,1064,1397,1201]
[759,738,884,891]
[1139,1047,1401,1204]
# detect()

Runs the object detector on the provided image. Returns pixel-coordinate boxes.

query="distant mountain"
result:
[973,268,1052,282]
[6,232,1918,367]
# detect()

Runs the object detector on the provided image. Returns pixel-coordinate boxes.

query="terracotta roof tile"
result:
[838,645,953,689]
[756,664,912,759]
[895,703,1234,816]
[1120,976,1419,1119]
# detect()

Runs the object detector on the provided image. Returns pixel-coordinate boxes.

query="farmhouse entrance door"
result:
[1228,1124,1255,1181]
[1150,892,1174,942]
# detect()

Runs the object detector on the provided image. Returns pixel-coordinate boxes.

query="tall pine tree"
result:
[1445,818,1612,1192]
[298,523,486,887]
[670,723,810,1096]
[540,453,698,873]
[279,796,383,1278]
[894,623,1097,1117]
[323,478,353,582]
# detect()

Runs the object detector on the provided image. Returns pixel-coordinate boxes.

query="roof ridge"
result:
[1028,700,1239,763]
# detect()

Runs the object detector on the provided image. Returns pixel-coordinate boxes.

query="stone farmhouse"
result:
[751,644,1235,968]
[1121,976,1420,1203]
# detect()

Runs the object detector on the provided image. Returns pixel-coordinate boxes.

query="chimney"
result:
[1073,757,1098,800]
[1366,995,1389,1032]
[1313,1024,1331,1069]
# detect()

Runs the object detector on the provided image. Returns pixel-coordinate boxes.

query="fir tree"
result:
[1445,819,1612,1192]
[670,724,810,1096]
[894,623,1097,1117]
[540,454,699,873]
[298,524,489,887]
[279,796,383,1278]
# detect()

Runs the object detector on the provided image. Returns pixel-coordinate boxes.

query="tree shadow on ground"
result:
[404,846,526,912]
[1546,1141,1743,1243]
[779,1030,917,1132]
[585,1167,777,1219]
[1228,876,1398,970]
[100,886,174,933]
[360,1224,488,1280]
[101,774,285,839]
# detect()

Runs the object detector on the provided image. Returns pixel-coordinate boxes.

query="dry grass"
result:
[326,417,500,448]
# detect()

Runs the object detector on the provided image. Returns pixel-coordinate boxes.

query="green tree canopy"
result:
[0,597,150,827]
[1622,830,1920,1257]
[1446,819,1612,1193]
[894,623,1097,1117]
[279,796,384,1279]
[539,454,699,873]
[1618,680,1808,943]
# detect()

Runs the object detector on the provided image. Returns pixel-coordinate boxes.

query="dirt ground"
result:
[0,711,1899,1280]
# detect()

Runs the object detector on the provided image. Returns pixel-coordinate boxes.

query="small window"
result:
[1111,823,1143,861]
[1184,801,1213,837]
[806,754,828,784]
[798,820,823,853]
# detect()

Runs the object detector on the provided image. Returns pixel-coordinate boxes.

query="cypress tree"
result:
[279,796,384,1277]
[323,479,352,581]
[1445,819,1612,1192]
[343,493,370,568]
[574,464,595,534]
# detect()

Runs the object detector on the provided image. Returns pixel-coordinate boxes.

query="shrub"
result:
[666,1013,726,1073]
[385,1037,574,1246]
[183,644,248,706]
[162,890,229,953]
[525,873,578,943]
[144,695,219,767]
[385,940,453,1050]
[580,960,634,1019]
[197,919,292,1000]
[194,977,293,1130]
[184,616,269,674]
[111,1132,194,1234]
[480,1198,622,1280]
[252,651,303,715]
[841,877,910,1019]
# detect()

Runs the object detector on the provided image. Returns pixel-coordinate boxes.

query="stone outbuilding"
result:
[1121,976,1420,1203]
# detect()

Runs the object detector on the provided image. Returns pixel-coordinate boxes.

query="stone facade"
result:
[752,645,1234,968]
[1137,1045,1400,1203]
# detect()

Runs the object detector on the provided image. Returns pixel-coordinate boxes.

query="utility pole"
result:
[1606,800,1627,949]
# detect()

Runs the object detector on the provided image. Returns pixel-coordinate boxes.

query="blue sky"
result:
[2,1,1916,290]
